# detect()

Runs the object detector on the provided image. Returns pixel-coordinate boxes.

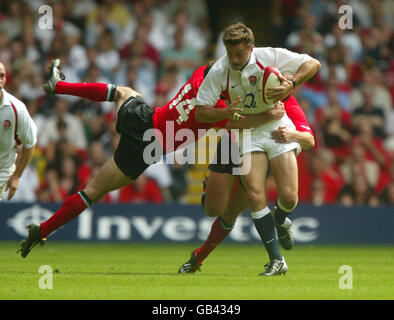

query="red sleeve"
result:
[285,103,313,134]
[210,98,228,128]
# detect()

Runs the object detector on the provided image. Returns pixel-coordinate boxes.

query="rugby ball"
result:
[258,66,282,105]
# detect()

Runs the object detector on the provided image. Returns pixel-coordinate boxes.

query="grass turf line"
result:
[0,242,392,299]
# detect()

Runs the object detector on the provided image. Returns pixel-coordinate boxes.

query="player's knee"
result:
[221,210,238,225]
[279,192,298,211]
[204,204,223,217]
[246,188,265,207]
[114,86,130,103]
[204,197,225,217]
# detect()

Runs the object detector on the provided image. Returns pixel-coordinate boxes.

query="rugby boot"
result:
[42,58,65,94]
[17,224,46,258]
[259,259,288,276]
[178,249,203,273]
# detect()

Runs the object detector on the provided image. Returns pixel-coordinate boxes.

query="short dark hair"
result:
[222,23,254,47]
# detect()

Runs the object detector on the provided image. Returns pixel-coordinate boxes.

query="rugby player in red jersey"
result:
[178,95,315,275]
[18,59,284,257]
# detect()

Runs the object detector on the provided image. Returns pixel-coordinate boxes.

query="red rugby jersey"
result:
[284,95,313,134]
[152,66,228,153]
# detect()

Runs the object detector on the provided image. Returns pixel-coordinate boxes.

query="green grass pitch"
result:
[0,242,392,300]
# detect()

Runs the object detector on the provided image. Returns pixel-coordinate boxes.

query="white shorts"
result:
[239,114,301,160]
[0,164,16,201]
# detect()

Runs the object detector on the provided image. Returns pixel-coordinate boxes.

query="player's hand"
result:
[266,74,293,102]
[271,126,296,143]
[267,101,285,120]
[225,96,245,120]
[5,174,19,200]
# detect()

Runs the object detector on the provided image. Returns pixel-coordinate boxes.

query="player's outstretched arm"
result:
[226,101,285,129]
[195,97,244,123]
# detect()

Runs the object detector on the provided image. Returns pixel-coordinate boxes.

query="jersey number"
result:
[243,93,256,109]
[169,84,196,124]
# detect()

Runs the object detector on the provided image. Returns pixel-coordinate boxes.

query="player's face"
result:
[0,63,6,90]
[225,43,253,71]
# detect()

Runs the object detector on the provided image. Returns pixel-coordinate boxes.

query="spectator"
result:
[286,12,324,59]
[169,160,189,203]
[118,173,164,204]
[58,156,80,198]
[166,9,208,54]
[340,143,381,189]
[339,171,380,207]
[310,148,344,204]
[160,28,201,82]
[317,85,352,159]
[96,30,120,75]
[352,87,386,139]
[351,67,393,119]
[39,98,88,151]
[145,160,173,203]
[380,182,394,206]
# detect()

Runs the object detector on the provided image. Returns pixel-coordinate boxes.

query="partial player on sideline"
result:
[0,62,37,202]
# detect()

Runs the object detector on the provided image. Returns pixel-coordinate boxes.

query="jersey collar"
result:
[0,89,10,109]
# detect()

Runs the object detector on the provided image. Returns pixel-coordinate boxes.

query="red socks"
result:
[196,217,232,263]
[40,192,88,239]
[55,81,112,102]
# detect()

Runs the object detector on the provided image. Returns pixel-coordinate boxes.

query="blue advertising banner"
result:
[0,203,393,244]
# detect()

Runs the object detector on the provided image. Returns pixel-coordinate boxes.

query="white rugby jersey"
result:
[0,89,37,170]
[196,47,314,114]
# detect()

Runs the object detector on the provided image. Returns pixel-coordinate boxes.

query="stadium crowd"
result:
[0,0,393,207]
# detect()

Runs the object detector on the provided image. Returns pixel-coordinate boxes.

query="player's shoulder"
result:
[3,89,28,111]
[254,46,298,57]
[208,55,230,75]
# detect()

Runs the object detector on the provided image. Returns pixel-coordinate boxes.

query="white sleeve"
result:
[16,104,37,149]
[196,64,224,107]
[273,48,315,75]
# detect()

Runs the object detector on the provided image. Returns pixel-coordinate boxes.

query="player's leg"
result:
[239,152,283,266]
[178,177,248,273]
[18,94,154,258]
[17,157,132,258]
[196,178,248,262]
[203,172,235,217]
[269,149,298,250]
[43,59,141,110]
[40,156,131,238]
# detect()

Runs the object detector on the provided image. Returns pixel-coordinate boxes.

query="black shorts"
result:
[114,96,157,180]
[208,137,270,181]
[208,136,240,175]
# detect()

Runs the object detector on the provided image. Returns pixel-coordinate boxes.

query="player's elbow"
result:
[313,59,321,72]
[302,135,315,150]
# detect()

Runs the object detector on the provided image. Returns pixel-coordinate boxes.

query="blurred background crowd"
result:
[0,0,393,207]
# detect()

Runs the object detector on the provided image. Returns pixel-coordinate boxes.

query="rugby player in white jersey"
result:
[0,62,37,201]
[194,23,321,275]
